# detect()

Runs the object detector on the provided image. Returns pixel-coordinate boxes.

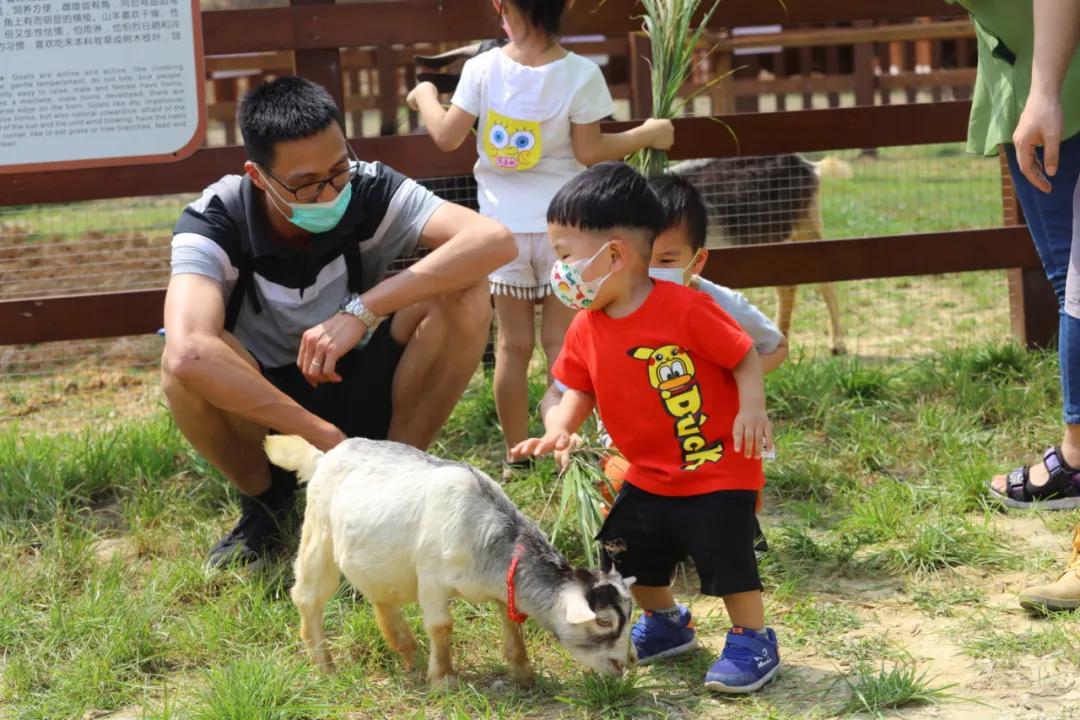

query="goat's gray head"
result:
[552,568,636,675]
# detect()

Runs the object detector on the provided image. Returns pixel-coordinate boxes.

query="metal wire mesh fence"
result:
[0,142,1014,427]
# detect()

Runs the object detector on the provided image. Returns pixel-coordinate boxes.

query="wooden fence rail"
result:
[0,103,976,205]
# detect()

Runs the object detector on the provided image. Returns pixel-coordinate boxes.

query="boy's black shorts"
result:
[597,483,762,597]
[259,318,405,441]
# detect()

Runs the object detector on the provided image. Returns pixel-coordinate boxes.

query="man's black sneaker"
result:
[206,490,295,570]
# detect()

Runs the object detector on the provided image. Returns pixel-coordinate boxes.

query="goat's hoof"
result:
[401,653,417,672]
[428,672,460,689]
[316,658,336,674]
[832,346,848,356]
[509,666,536,685]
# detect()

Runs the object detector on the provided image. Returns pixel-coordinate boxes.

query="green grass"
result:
[0,341,1073,718]
[838,663,954,718]
[0,196,187,241]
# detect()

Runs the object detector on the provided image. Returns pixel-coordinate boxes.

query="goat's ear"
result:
[561,587,597,625]
[606,569,635,589]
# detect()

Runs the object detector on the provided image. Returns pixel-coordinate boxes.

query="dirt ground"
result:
[678,513,1080,719]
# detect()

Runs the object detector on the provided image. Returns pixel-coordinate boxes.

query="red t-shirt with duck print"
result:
[553,279,764,497]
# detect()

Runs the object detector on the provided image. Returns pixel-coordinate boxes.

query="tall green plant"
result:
[552,445,613,567]
[632,0,723,177]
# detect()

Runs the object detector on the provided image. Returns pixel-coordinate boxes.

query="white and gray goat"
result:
[264,435,636,685]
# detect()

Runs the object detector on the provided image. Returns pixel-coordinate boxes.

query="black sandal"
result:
[989,446,1080,510]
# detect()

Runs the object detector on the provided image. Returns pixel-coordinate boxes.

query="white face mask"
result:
[648,251,701,286]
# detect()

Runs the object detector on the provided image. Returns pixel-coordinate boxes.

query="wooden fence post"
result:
[377,46,400,136]
[1001,151,1059,349]
[629,32,653,119]
[291,0,345,112]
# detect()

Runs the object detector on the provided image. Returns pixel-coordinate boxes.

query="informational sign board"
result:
[0,0,205,173]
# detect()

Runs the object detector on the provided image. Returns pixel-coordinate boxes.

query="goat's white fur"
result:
[266,435,634,685]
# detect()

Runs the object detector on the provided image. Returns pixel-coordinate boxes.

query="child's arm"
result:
[761,336,789,375]
[731,347,773,459]
[540,381,584,469]
[570,118,674,166]
[406,81,477,152]
[691,277,789,374]
[514,387,596,460]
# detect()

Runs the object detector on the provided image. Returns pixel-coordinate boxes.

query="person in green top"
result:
[958,0,1080,611]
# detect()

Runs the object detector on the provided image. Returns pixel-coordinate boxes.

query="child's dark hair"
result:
[547,162,666,243]
[504,0,565,37]
[649,174,708,251]
[238,76,342,169]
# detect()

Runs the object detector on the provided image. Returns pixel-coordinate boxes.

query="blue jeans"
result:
[1005,132,1080,424]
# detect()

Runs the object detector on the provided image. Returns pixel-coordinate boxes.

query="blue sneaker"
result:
[631,606,698,665]
[704,627,781,693]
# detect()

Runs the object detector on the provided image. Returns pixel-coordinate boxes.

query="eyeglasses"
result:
[260,149,358,203]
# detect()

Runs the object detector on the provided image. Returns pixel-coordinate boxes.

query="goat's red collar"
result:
[506,543,528,624]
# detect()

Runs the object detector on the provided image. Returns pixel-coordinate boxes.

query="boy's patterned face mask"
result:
[550,242,613,311]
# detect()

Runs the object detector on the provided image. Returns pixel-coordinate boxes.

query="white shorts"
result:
[490,232,555,300]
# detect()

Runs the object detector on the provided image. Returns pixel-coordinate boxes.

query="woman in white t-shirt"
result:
[408,0,673,478]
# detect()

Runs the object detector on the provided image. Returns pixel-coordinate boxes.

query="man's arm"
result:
[297,202,515,384]
[1013,0,1080,190]
[364,202,515,314]
[163,273,345,450]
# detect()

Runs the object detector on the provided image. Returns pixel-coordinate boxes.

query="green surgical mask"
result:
[260,166,354,234]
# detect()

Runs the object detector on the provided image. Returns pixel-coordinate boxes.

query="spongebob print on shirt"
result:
[483,108,542,171]
[629,344,725,471]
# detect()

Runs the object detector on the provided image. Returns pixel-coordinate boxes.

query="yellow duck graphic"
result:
[631,344,697,399]
[629,344,724,471]
[484,109,542,171]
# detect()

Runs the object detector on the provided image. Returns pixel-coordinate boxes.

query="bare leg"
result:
[387,280,492,450]
[290,521,340,671]
[631,585,677,612]
[540,294,576,381]
[498,604,534,683]
[774,286,797,339]
[493,294,538,454]
[722,590,765,631]
[161,333,271,495]
[817,283,848,355]
[374,603,418,671]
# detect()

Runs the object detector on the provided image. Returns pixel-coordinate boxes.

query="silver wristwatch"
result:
[339,293,386,330]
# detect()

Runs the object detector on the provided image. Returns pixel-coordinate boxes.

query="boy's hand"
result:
[512,429,575,462]
[553,433,583,471]
[732,407,773,460]
[643,118,675,151]
[406,82,437,111]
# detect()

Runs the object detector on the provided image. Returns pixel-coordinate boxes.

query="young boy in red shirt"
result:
[514,162,780,693]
